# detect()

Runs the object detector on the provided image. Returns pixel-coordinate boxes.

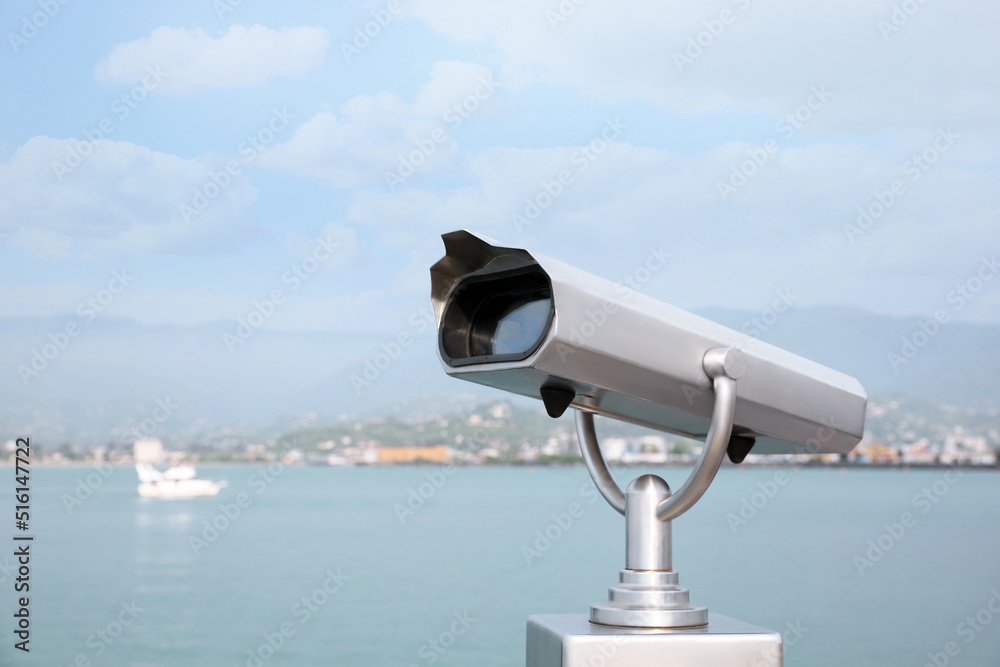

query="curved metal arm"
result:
[655,373,736,521]
[576,410,626,515]
[574,347,743,523]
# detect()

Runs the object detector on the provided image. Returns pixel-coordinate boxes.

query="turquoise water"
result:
[3,465,1000,666]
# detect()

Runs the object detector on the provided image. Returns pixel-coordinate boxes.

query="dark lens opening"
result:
[469,291,552,357]
[440,266,553,366]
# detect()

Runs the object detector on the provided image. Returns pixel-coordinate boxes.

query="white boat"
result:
[136,463,227,498]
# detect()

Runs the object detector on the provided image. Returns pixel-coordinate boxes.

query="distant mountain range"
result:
[2,307,997,446]
[695,307,1000,410]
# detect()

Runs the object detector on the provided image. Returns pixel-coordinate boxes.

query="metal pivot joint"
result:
[576,347,745,629]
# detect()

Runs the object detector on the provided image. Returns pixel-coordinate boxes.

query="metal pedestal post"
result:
[526,348,784,666]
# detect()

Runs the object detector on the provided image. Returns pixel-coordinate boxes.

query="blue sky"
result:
[2,0,998,346]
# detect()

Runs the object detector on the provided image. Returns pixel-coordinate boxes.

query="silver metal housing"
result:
[431,230,867,455]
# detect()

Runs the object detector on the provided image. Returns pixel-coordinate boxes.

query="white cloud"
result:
[411,60,505,115]
[0,282,393,333]
[404,0,1000,133]
[95,24,328,95]
[0,284,94,318]
[339,133,1000,319]
[284,222,372,271]
[264,290,390,332]
[0,136,259,259]
[257,60,499,188]
[111,288,390,332]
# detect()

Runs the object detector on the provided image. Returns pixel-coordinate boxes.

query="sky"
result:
[1,0,999,348]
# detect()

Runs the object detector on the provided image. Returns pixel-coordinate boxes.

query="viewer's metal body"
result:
[429,230,868,666]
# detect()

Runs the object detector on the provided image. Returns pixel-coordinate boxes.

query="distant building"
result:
[376,445,450,464]
[602,437,628,462]
[326,454,351,466]
[134,438,163,464]
[489,403,511,419]
[638,435,668,453]
[341,445,379,465]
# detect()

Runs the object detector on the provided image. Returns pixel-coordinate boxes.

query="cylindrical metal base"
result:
[590,569,708,628]
[590,475,708,629]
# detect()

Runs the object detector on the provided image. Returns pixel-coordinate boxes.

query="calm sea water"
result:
[3,464,1000,666]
